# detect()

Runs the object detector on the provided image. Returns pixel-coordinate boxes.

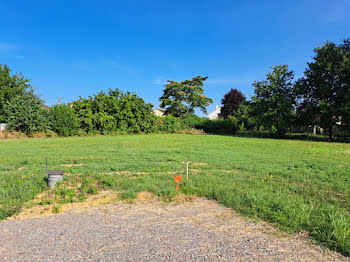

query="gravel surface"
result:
[0,198,347,262]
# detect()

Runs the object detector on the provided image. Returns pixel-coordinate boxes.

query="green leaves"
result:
[49,104,80,136]
[71,88,156,134]
[250,65,296,135]
[4,90,49,134]
[0,64,32,122]
[296,39,350,139]
[159,76,213,117]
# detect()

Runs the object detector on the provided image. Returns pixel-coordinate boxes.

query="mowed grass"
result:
[1,134,350,255]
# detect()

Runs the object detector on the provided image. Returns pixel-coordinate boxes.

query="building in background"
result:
[207,105,221,120]
[0,123,7,132]
[153,108,166,117]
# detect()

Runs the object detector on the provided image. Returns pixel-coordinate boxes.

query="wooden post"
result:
[186,162,189,180]
[46,156,48,178]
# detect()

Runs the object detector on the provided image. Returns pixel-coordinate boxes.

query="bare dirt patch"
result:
[61,163,84,167]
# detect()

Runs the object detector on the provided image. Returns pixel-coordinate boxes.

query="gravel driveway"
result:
[0,198,347,262]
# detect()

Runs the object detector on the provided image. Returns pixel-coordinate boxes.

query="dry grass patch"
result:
[61,163,84,167]
[10,190,119,220]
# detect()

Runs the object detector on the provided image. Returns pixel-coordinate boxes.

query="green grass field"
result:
[1,134,350,255]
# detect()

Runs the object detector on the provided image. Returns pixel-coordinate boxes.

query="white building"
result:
[153,108,166,117]
[0,123,7,132]
[207,105,221,120]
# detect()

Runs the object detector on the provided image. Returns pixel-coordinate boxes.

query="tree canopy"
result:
[159,76,213,117]
[219,88,246,119]
[250,65,296,135]
[295,39,350,139]
[4,90,49,134]
[0,64,31,122]
[72,88,156,134]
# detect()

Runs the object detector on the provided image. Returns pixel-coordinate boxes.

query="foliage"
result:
[4,91,49,134]
[180,114,206,129]
[250,65,296,136]
[159,76,213,117]
[72,89,156,134]
[49,104,80,136]
[0,64,32,123]
[155,114,206,133]
[1,134,350,255]
[200,117,238,135]
[219,88,246,119]
[235,102,256,130]
[295,39,350,139]
[155,116,182,133]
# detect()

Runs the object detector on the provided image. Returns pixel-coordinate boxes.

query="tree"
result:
[219,88,246,119]
[339,38,350,134]
[159,76,213,117]
[49,104,80,136]
[0,64,31,122]
[295,40,350,139]
[72,88,156,134]
[250,65,296,136]
[4,91,49,134]
[235,102,256,130]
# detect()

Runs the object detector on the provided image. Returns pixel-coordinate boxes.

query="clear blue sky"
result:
[1,0,350,115]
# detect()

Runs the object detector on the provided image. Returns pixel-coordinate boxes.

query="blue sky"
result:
[1,0,350,116]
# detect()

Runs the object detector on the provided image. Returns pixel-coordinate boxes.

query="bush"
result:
[49,104,80,136]
[181,114,206,129]
[201,117,238,135]
[4,91,49,134]
[155,116,182,133]
[72,89,156,134]
[0,64,31,123]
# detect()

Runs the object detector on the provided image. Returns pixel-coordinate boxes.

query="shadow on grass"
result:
[206,130,350,143]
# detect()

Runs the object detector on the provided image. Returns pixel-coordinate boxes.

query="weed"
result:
[52,205,61,214]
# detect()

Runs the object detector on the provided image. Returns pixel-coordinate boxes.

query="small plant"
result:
[39,198,52,206]
[119,190,137,200]
[52,205,61,214]
[239,122,246,132]
[87,185,98,194]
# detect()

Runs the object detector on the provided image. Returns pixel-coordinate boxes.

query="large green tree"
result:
[49,104,80,136]
[339,39,350,133]
[0,64,31,122]
[295,39,350,139]
[159,76,213,117]
[4,91,49,134]
[250,65,296,136]
[72,88,156,134]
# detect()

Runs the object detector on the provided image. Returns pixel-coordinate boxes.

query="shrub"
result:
[49,104,80,136]
[155,115,182,133]
[4,91,49,134]
[181,114,206,129]
[201,117,238,135]
[72,89,156,134]
[0,64,31,123]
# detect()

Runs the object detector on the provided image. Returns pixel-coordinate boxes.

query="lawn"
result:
[1,134,350,255]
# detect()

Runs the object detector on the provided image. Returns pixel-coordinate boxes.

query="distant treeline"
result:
[0,37,349,139]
